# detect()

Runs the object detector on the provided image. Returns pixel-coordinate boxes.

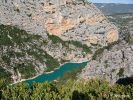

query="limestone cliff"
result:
[0,0,118,45]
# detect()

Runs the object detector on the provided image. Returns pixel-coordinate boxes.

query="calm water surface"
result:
[25,62,88,85]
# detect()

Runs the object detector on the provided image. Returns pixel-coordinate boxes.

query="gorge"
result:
[0,0,120,84]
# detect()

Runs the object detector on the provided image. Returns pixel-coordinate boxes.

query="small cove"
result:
[25,62,88,85]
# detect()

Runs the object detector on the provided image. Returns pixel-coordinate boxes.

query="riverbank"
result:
[11,60,88,85]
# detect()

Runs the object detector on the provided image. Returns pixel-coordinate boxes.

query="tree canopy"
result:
[0,79,132,100]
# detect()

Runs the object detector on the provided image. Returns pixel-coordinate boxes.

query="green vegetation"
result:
[129,39,133,45]
[44,52,60,72]
[68,41,92,54]
[0,25,43,46]
[47,33,92,54]
[0,79,7,100]
[78,0,91,4]
[104,60,109,68]
[60,59,70,64]
[0,25,59,80]
[92,48,104,60]
[0,67,11,83]
[117,68,124,77]
[1,24,92,82]
[92,41,119,60]
[0,79,133,100]
[16,63,36,78]
[47,34,65,44]
[58,65,84,83]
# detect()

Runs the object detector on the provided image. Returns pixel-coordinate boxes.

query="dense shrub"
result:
[0,79,132,100]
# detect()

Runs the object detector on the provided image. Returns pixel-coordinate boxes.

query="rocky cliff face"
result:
[0,0,119,83]
[0,0,118,45]
[80,43,133,83]
[80,14,133,84]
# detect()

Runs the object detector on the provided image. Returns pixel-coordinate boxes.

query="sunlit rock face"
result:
[0,0,118,46]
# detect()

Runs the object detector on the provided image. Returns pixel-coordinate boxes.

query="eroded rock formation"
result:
[0,0,118,46]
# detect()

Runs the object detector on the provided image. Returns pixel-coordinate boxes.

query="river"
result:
[25,62,88,85]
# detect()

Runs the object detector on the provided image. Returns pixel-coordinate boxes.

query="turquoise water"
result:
[25,62,88,85]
